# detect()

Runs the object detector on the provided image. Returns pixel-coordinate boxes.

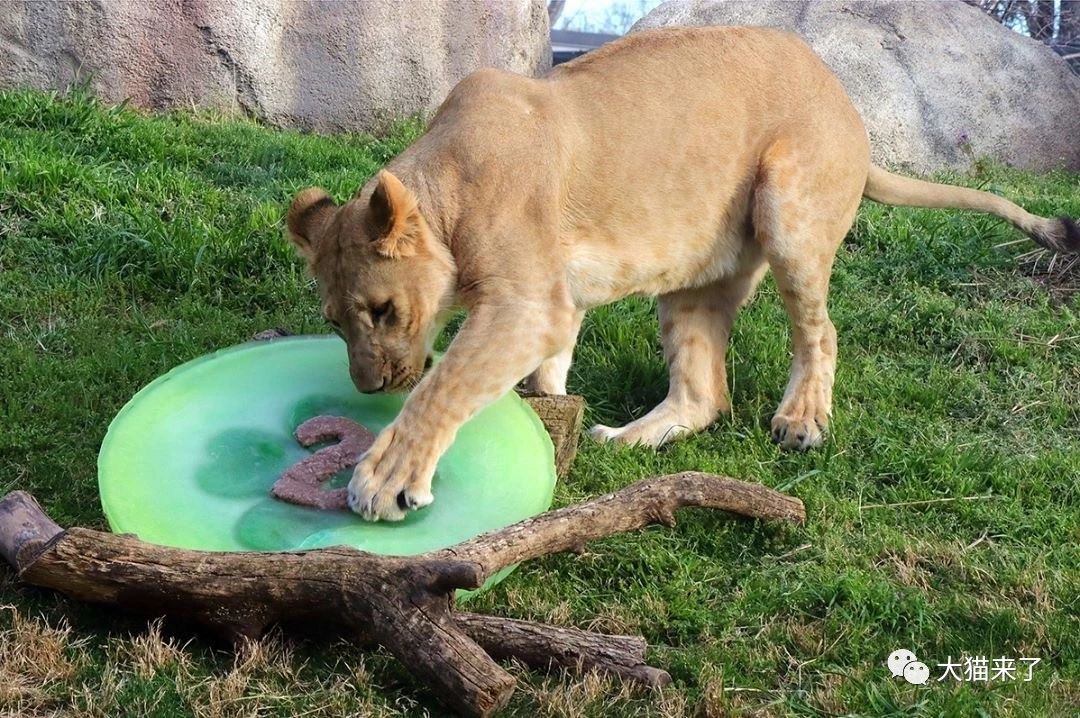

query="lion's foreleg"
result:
[347,298,577,520]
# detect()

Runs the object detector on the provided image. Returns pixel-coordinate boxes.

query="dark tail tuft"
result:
[1061,216,1080,253]
[1030,216,1080,254]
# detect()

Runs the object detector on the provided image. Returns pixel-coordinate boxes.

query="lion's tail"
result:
[863,164,1079,254]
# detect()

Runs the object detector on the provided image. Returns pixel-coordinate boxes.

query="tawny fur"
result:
[285,27,1077,521]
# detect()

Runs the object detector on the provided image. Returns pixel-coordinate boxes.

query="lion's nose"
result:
[359,379,385,394]
[349,363,385,394]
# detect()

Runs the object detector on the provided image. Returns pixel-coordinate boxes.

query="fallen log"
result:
[0,473,804,716]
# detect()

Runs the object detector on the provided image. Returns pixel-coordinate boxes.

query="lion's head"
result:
[286,171,456,393]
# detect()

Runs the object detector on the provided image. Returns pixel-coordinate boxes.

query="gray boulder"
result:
[0,0,550,133]
[635,0,1080,172]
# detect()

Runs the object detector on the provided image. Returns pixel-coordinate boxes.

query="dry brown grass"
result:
[1019,247,1080,301]
[109,618,191,680]
[0,604,86,716]
[0,606,410,718]
[0,601,720,718]
[515,666,692,718]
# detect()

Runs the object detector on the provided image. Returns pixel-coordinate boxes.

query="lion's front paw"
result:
[770,372,832,451]
[346,425,436,521]
[770,409,828,451]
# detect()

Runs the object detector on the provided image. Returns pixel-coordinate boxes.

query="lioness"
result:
[286,27,1078,521]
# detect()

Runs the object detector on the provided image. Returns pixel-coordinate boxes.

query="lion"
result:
[285,27,1078,521]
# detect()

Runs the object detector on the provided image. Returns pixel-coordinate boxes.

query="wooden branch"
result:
[456,612,671,688]
[1,474,804,716]
[430,472,805,583]
[0,487,62,568]
[1,492,509,715]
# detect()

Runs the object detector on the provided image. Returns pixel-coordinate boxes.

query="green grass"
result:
[1,89,1078,717]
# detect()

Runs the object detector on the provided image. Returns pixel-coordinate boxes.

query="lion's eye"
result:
[371,300,393,324]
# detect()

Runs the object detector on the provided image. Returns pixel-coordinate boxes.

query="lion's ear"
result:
[368,170,422,259]
[286,187,336,262]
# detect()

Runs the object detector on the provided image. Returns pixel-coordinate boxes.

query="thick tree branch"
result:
[430,472,805,582]
[456,612,671,688]
[0,473,804,716]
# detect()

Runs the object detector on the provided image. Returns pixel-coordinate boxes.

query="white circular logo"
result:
[887,648,918,678]
[903,661,930,685]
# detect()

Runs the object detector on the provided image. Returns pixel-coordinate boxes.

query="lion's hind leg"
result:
[753,139,865,451]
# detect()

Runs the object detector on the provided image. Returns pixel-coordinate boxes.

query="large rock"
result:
[0,0,550,133]
[635,0,1080,172]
